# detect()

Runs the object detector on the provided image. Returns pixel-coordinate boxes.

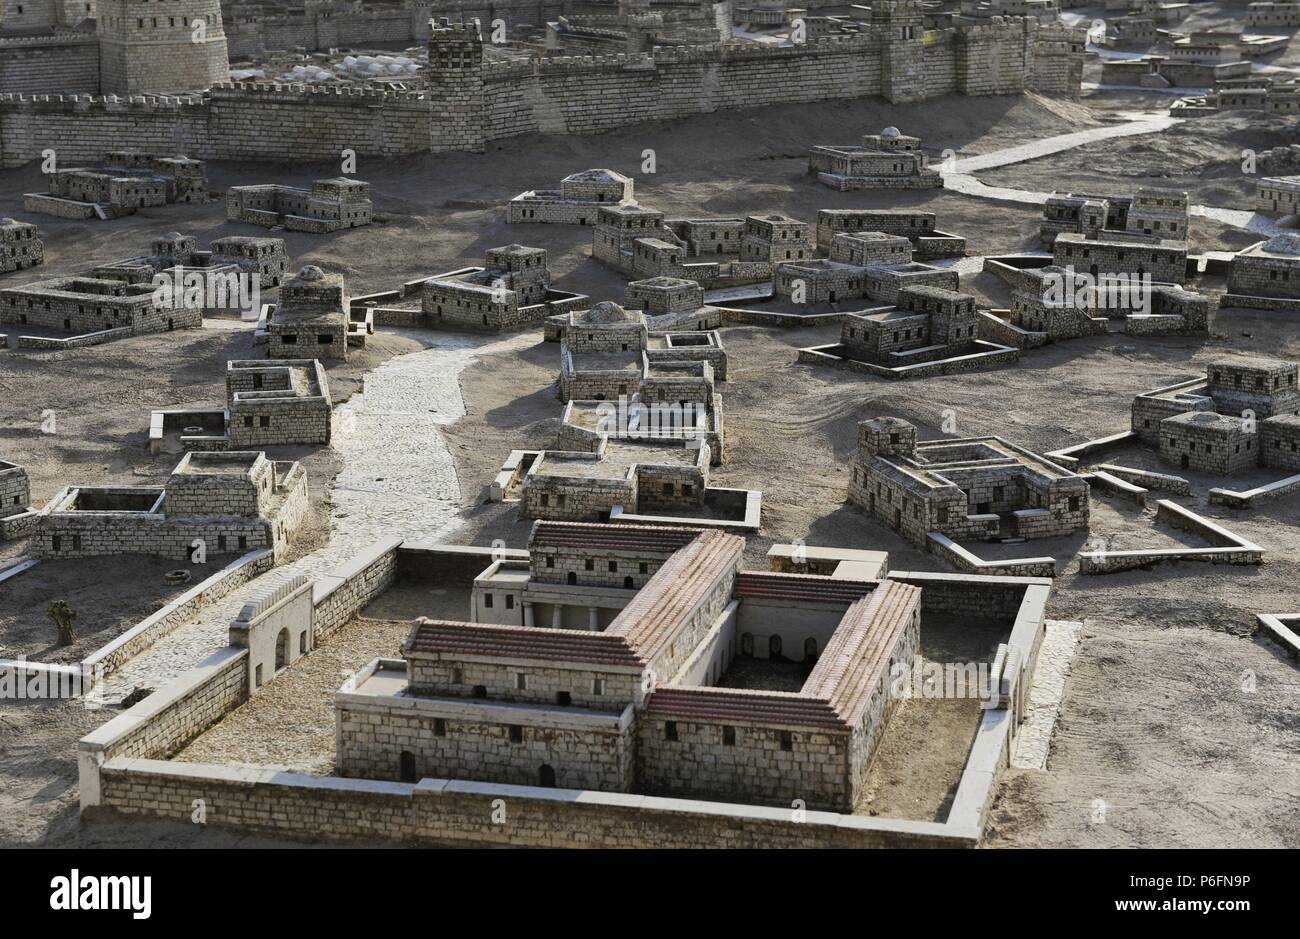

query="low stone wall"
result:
[0,509,36,540]
[312,537,402,638]
[926,532,1058,578]
[1219,293,1300,313]
[1255,613,1300,661]
[714,306,844,329]
[395,543,527,584]
[1045,430,1136,468]
[16,327,134,350]
[79,646,250,807]
[1079,499,1265,573]
[1095,463,1191,495]
[977,310,1047,350]
[798,341,1020,380]
[91,759,970,848]
[1209,471,1300,508]
[1086,469,1147,506]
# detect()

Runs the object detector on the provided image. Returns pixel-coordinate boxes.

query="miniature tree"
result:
[48,600,78,647]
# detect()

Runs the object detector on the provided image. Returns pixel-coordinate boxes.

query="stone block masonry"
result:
[0,217,43,274]
[0,17,1082,168]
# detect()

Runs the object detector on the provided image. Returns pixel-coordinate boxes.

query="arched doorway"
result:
[274,628,289,670]
[769,634,783,659]
[804,637,818,661]
[539,764,556,787]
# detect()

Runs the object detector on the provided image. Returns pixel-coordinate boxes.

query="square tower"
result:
[857,417,917,458]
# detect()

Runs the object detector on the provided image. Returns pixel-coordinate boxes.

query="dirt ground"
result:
[0,556,220,663]
[2,73,1300,847]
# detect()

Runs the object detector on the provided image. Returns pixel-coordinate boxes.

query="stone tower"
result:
[97,0,229,94]
[427,17,486,153]
[873,0,926,104]
[858,417,918,458]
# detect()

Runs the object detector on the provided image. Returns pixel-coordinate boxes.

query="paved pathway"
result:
[101,329,533,700]
[943,111,1286,240]
[1012,620,1084,770]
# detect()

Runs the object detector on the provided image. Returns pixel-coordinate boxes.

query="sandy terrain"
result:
[2,79,1299,848]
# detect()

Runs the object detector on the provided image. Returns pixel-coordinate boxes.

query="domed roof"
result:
[296,265,325,281]
[582,301,637,324]
[1262,232,1300,256]
[881,126,901,139]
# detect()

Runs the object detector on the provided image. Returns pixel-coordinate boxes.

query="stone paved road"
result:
[100,329,534,701]
[1012,619,1084,771]
[945,112,1287,238]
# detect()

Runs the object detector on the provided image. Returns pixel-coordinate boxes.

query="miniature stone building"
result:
[1040,187,1189,247]
[545,277,723,341]
[558,300,729,402]
[815,209,967,260]
[775,229,960,303]
[1006,266,1215,338]
[508,169,634,224]
[32,451,308,561]
[229,575,317,693]
[264,266,349,360]
[740,214,814,263]
[89,232,290,305]
[1224,233,1300,310]
[593,203,671,273]
[149,359,333,453]
[663,218,747,257]
[0,218,44,275]
[0,460,36,541]
[848,417,1090,545]
[590,204,775,289]
[624,277,703,317]
[23,152,209,220]
[421,244,560,331]
[1246,1,1300,28]
[1256,176,1300,217]
[1052,232,1188,284]
[557,361,726,466]
[336,520,920,811]
[809,127,944,190]
[0,272,203,341]
[559,302,650,403]
[1132,357,1300,475]
[226,178,373,232]
[839,286,979,359]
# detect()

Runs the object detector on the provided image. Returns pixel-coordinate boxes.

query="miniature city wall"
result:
[0,18,1083,168]
[78,536,1052,848]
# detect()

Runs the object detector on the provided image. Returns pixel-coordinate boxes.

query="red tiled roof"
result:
[803,580,921,728]
[644,579,920,731]
[402,618,642,668]
[528,519,702,555]
[734,571,877,605]
[606,529,744,662]
[643,686,845,730]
